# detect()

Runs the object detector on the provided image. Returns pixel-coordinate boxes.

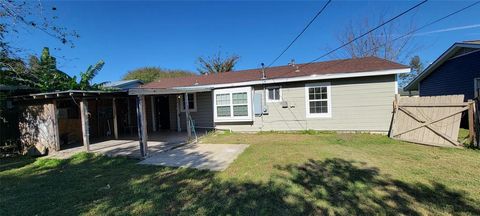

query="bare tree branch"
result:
[197,51,240,74]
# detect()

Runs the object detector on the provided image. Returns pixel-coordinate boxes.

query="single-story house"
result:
[11,57,410,157]
[404,40,480,100]
[131,56,410,135]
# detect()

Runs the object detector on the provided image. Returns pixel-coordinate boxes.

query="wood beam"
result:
[176,95,181,132]
[468,100,475,145]
[51,100,61,151]
[112,98,118,139]
[80,99,90,151]
[184,93,191,138]
[399,103,470,107]
[127,98,131,126]
[151,96,157,132]
[136,95,148,158]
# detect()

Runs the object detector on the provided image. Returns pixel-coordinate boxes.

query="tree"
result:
[0,0,79,56]
[0,53,27,86]
[1,47,105,92]
[399,55,424,87]
[77,60,106,90]
[197,51,240,74]
[122,67,194,83]
[335,14,422,88]
[29,47,76,92]
[335,14,419,63]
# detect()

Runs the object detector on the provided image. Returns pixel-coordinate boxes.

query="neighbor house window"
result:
[266,86,282,102]
[213,87,253,122]
[305,82,331,118]
[180,93,197,112]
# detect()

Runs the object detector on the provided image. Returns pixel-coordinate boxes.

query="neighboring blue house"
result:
[104,79,144,90]
[404,41,480,101]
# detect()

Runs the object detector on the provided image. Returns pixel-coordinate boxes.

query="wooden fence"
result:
[389,95,476,148]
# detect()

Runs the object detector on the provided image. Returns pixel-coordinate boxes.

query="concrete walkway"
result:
[139,144,249,171]
[48,132,189,159]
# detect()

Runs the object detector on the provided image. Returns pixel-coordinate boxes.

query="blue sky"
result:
[9,0,480,83]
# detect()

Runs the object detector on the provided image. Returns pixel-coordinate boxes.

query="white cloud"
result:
[413,24,480,36]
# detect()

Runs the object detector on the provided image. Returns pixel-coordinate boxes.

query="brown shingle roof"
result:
[142,56,408,89]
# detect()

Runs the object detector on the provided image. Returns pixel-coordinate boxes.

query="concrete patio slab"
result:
[139,144,249,171]
[47,132,189,159]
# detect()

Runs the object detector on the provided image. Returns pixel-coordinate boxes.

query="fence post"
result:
[477,90,480,148]
[389,94,400,138]
[468,100,476,146]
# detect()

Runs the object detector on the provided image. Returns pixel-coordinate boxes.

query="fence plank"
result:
[390,95,465,147]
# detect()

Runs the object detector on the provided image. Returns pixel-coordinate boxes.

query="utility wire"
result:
[298,0,428,70]
[296,0,479,72]
[391,1,480,44]
[267,0,332,67]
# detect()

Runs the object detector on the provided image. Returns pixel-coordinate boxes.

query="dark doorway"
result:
[156,96,170,130]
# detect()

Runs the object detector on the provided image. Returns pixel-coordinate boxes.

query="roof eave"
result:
[144,67,410,90]
[14,90,127,100]
[404,42,480,91]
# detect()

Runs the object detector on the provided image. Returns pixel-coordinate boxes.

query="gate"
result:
[389,95,474,147]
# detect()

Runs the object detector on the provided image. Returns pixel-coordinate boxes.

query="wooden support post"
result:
[80,99,90,152]
[184,93,192,138]
[112,98,118,139]
[176,95,181,132]
[468,100,475,145]
[127,97,131,126]
[389,94,400,138]
[51,100,61,151]
[136,95,148,158]
[151,96,157,132]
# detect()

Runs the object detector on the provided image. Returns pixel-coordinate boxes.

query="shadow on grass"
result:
[1,154,479,215]
[0,156,36,172]
[276,158,480,215]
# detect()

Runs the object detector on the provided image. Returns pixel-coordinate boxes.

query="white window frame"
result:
[266,86,282,102]
[305,82,332,118]
[180,93,197,112]
[213,86,253,122]
[474,78,480,98]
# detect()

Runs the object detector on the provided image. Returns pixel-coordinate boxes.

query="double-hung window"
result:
[214,87,253,122]
[180,93,197,112]
[266,86,282,102]
[305,82,331,118]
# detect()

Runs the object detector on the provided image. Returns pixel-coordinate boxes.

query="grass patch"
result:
[1,132,480,215]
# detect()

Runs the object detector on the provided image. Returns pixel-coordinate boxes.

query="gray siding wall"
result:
[168,92,214,131]
[215,75,396,132]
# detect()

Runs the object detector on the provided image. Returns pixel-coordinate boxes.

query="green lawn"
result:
[1,132,480,215]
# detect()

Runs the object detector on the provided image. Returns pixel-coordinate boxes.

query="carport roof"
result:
[13,90,127,100]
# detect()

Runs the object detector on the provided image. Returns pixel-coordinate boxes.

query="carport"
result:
[15,87,214,159]
[128,87,213,158]
[15,90,132,155]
